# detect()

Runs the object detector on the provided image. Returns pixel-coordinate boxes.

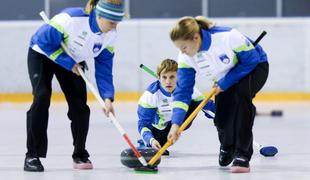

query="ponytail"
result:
[194,16,215,30]
[85,0,99,14]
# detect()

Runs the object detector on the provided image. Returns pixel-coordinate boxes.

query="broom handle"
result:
[77,67,147,166]
[139,64,158,78]
[148,88,216,166]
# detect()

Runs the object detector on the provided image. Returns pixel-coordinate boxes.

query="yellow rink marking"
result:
[1,92,310,103]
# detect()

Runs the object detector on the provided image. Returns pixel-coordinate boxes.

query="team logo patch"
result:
[93,43,102,53]
[219,54,230,64]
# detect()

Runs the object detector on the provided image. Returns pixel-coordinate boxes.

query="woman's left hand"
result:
[103,98,115,117]
[167,124,181,144]
[213,84,223,96]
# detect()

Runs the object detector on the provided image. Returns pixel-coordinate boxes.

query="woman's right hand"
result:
[167,124,180,144]
[72,64,82,76]
[151,139,161,150]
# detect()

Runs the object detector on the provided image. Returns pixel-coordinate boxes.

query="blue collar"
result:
[158,82,172,97]
[89,10,101,34]
[199,29,211,51]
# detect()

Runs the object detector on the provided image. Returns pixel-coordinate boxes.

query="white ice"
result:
[0,101,309,180]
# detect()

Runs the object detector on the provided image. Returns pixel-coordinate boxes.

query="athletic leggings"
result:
[26,48,90,159]
[214,61,269,160]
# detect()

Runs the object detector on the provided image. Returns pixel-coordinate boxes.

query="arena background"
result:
[0,0,310,102]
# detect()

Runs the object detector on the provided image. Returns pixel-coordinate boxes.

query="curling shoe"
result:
[230,156,250,173]
[24,157,44,172]
[219,147,234,167]
[73,157,93,170]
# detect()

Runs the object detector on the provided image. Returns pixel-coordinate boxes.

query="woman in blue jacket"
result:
[25,0,124,171]
[168,16,269,173]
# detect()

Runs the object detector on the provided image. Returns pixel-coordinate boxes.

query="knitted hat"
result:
[95,0,124,22]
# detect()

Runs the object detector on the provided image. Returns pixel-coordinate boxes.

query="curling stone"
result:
[120,147,161,168]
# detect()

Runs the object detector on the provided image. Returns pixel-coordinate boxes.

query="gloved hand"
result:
[78,61,89,71]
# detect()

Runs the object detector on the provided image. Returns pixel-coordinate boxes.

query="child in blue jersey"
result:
[168,16,269,173]
[25,0,124,172]
[137,59,215,155]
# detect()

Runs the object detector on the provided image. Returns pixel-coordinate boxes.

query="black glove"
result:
[78,61,88,71]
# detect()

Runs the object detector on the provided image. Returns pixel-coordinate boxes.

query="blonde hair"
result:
[156,59,178,77]
[170,16,215,41]
[85,0,123,14]
[85,0,97,14]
